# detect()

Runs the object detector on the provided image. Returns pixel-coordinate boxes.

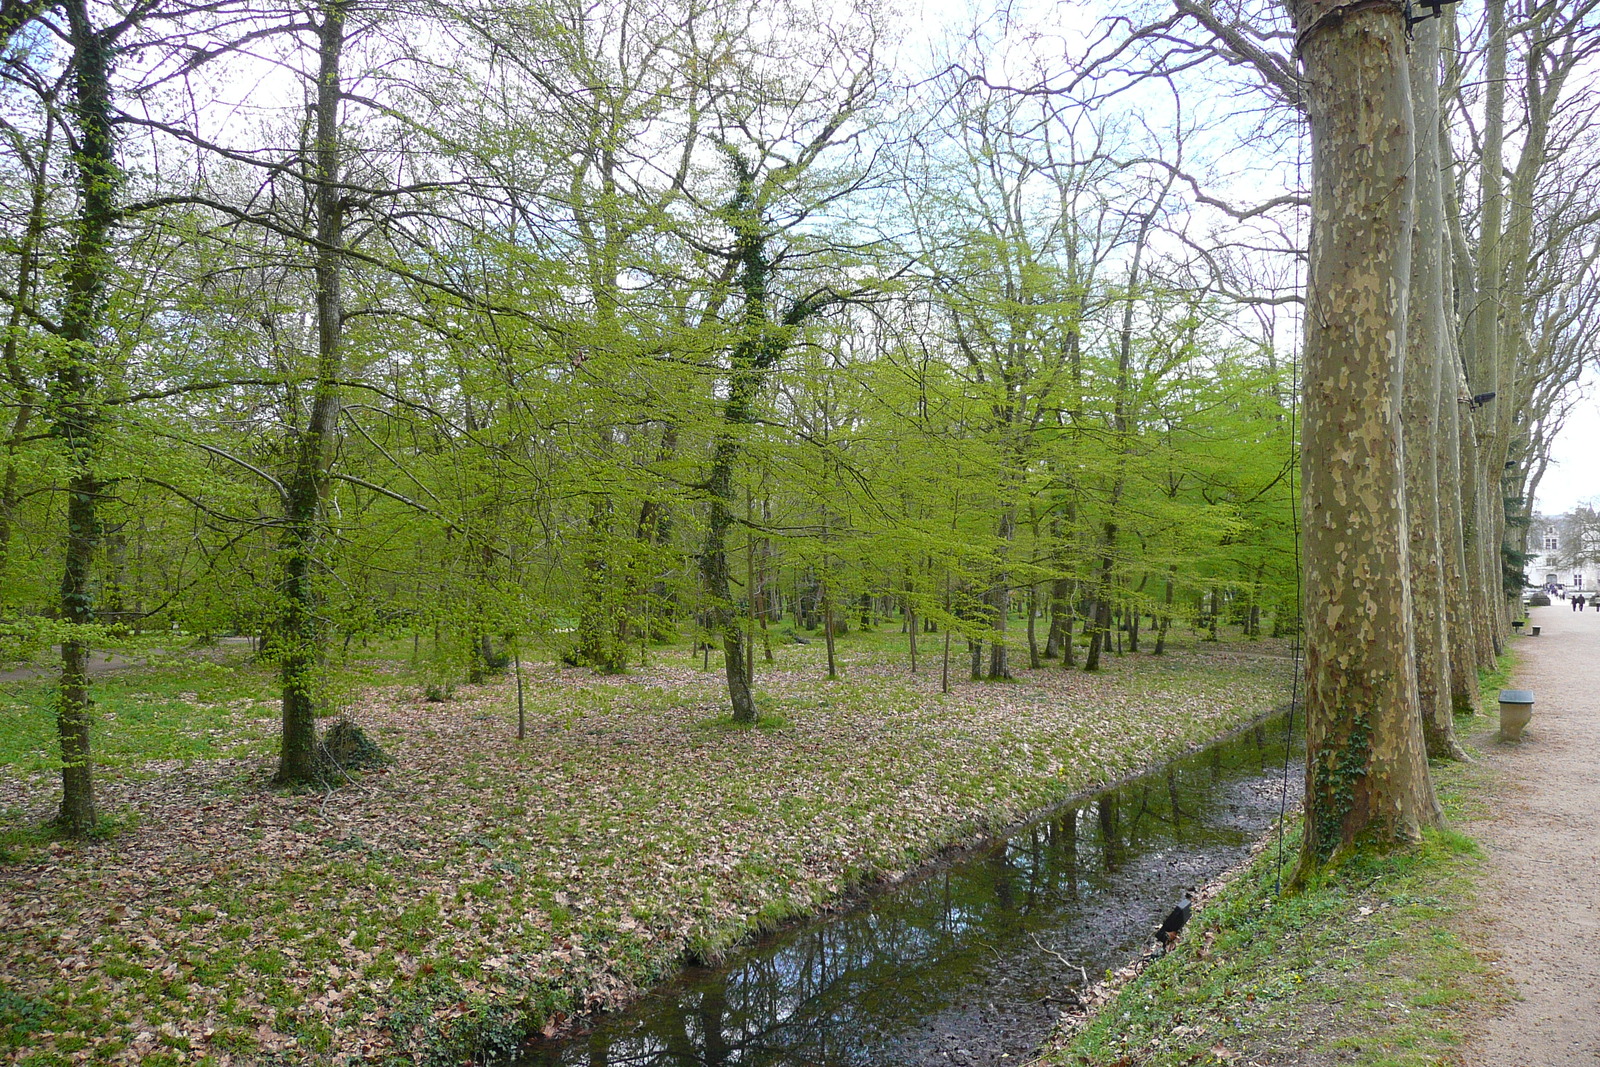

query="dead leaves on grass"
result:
[0,639,1292,1064]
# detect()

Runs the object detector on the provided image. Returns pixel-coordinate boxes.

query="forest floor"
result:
[1035,602,1600,1067]
[0,625,1295,1066]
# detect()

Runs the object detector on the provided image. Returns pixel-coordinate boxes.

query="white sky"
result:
[1535,372,1600,514]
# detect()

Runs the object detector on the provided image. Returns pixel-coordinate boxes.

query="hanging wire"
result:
[1276,109,1308,897]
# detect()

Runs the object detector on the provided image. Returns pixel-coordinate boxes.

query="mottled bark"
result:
[1437,139,1499,670]
[1471,0,1509,641]
[1439,354,1483,713]
[1432,87,1489,697]
[1288,0,1440,881]
[1404,21,1468,761]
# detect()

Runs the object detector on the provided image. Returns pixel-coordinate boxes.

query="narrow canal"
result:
[515,712,1301,1067]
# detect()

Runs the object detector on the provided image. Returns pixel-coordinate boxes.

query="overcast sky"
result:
[1534,370,1600,515]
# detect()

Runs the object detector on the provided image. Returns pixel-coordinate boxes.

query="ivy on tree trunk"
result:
[275,0,349,785]
[52,0,119,835]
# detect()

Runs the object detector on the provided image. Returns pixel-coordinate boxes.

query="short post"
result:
[1497,689,1535,742]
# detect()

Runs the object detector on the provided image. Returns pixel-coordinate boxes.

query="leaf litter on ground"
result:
[0,632,1293,1065]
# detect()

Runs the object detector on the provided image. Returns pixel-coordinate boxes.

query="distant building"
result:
[1525,513,1600,591]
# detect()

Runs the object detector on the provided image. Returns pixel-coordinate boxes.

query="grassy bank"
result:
[1,627,1292,1066]
[1035,659,1514,1067]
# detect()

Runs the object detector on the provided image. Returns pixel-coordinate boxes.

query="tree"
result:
[52,0,122,833]
[253,0,357,784]
[688,0,889,722]
[1403,18,1470,759]
[1286,0,1440,880]
[0,0,153,834]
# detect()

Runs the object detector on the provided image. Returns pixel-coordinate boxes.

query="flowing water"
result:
[514,711,1301,1067]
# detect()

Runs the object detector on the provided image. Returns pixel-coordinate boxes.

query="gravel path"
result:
[1463,602,1600,1065]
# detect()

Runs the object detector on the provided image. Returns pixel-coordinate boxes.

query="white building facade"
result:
[1525,514,1600,593]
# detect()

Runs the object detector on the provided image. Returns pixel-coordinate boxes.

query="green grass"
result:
[1045,828,1494,1066]
[0,656,279,771]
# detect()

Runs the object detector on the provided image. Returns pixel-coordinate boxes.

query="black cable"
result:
[1277,112,1307,898]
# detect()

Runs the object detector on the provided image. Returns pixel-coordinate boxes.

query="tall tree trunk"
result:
[1287,0,1440,883]
[1437,23,1498,670]
[905,565,919,672]
[1026,583,1041,668]
[1439,354,1483,716]
[276,1,349,784]
[1153,569,1175,656]
[1472,0,1509,646]
[822,603,839,677]
[746,496,758,684]
[700,158,768,723]
[51,0,119,833]
[1060,581,1078,669]
[1082,588,1104,671]
[575,495,626,674]
[1045,576,1069,658]
[986,506,1015,679]
[1405,19,1468,761]
[698,151,837,721]
[704,425,757,719]
[1433,80,1488,705]
[1082,187,1161,674]
[635,423,680,640]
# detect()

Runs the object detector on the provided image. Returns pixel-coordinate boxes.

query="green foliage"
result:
[1308,704,1374,863]
[382,974,561,1067]
[0,986,53,1049]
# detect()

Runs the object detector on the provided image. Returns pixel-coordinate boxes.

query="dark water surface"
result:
[514,713,1302,1067]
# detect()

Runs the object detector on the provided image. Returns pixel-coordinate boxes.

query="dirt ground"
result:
[1461,601,1600,1065]
[0,650,142,682]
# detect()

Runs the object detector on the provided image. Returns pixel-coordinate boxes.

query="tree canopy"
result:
[0,0,1593,890]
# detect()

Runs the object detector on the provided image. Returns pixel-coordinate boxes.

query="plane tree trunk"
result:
[1287,0,1441,882]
